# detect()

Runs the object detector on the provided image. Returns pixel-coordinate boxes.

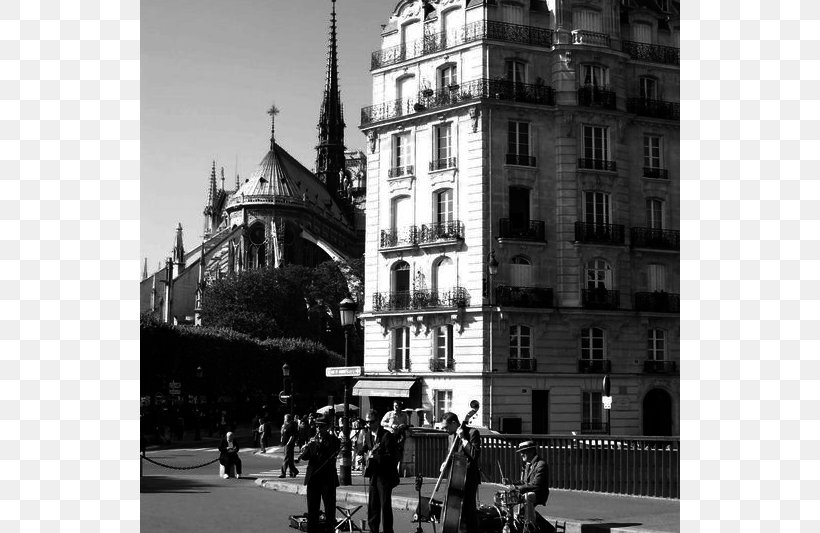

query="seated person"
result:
[218,431,242,479]
[502,441,549,528]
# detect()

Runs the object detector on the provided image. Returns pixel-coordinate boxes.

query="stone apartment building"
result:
[355,0,679,436]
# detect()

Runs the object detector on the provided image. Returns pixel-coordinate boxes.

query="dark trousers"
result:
[367,476,394,533]
[281,445,298,476]
[220,455,242,476]
[461,481,479,533]
[306,481,336,533]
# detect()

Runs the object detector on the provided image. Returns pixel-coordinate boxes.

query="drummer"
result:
[502,441,549,525]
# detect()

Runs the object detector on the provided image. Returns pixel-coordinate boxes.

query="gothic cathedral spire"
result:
[315,0,346,199]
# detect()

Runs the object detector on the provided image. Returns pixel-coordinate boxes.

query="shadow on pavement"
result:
[580,523,643,532]
[141,475,216,494]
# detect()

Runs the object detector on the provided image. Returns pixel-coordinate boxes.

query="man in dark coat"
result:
[298,412,340,533]
[217,431,242,479]
[503,440,550,529]
[360,409,399,533]
[440,412,481,533]
[280,414,299,478]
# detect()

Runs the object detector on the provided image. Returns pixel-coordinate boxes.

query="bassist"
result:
[439,412,481,533]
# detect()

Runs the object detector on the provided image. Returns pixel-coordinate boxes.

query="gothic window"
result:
[248,223,266,269]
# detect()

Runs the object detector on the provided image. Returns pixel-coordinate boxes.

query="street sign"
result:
[169,381,181,396]
[278,390,291,405]
[602,395,612,410]
[325,366,363,377]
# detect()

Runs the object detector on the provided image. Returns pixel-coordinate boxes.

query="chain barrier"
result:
[141,453,220,470]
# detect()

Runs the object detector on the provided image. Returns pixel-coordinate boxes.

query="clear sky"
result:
[141,0,389,273]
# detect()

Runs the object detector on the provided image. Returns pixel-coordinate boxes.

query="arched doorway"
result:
[643,388,673,436]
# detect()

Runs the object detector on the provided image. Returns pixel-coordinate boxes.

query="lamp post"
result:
[338,297,357,486]
[282,363,293,416]
[194,365,203,441]
[487,250,499,429]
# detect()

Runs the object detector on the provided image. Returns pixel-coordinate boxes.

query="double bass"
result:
[441,400,480,533]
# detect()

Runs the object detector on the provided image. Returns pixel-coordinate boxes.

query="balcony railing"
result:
[430,157,457,171]
[621,40,680,66]
[362,78,555,125]
[371,21,553,70]
[634,292,680,313]
[626,98,680,121]
[643,167,669,179]
[380,226,417,248]
[581,288,620,310]
[506,153,537,166]
[578,158,617,172]
[418,220,464,244]
[578,85,617,109]
[630,227,680,250]
[571,29,611,47]
[429,358,454,372]
[495,286,554,308]
[372,287,469,311]
[499,218,546,241]
[578,359,612,373]
[575,221,625,245]
[388,165,415,178]
[508,357,537,372]
[644,360,679,374]
[580,421,610,434]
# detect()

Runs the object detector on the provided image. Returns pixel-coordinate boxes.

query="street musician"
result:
[359,409,399,533]
[298,412,340,533]
[502,441,549,527]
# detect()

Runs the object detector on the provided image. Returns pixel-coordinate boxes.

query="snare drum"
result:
[476,505,505,533]
[493,488,524,508]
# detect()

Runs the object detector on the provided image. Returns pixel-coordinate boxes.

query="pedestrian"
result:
[297,415,311,447]
[298,412,340,533]
[258,416,269,453]
[361,409,399,533]
[251,412,261,448]
[279,414,299,478]
[218,431,242,479]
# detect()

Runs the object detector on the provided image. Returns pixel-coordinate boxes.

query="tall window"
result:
[643,135,662,170]
[581,65,608,88]
[434,325,453,365]
[510,256,532,287]
[646,198,664,229]
[633,22,652,44]
[640,77,658,100]
[433,123,452,167]
[435,189,453,224]
[391,196,412,234]
[439,64,457,88]
[584,191,611,225]
[396,74,416,103]
[582,391,604,431]
[573,8,602,32]
[583,126,609,163]
[586,259,612,289]
[647,263,667,292]
[581,327,606,360]
[432,256,455,294]
[502,3,524,25]
[441,8,461,44]
[393,327,410,371]
[434,390,453,422]
[510,325,531,359]
[505,60,527,83]
[648,329,666,360]
[508,121,530,157]
[392,133,411,171]
[657,0,670,13]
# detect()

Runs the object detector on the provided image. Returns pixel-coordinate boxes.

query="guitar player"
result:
[359,409,400,533]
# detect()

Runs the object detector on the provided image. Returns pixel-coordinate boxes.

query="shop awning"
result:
[353,379,416,398]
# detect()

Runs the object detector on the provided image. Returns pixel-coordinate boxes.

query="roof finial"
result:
[268,104,280,150]
[220,167,225,191]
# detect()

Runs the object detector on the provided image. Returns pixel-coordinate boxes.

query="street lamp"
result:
[194,365,203,440]
[282,363,293,416]
[338,297,357,486]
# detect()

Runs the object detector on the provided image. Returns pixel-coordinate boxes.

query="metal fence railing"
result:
[410,432,680,498]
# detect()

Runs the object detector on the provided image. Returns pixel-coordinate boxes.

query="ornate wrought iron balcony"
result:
[578,158,617,172]
[626,98,679,121]
[571,30,611,47]
[372,287,469,311]
[581,288,620,310]
[643,167,669,179]
[630,227,680,250]
[643,360,679,374]
[418,220,464,244]
[388,165,414,178]
[578,85,617,109]
[429,358,454,372]
[430,157,457,171]
[499,218,546,241]
[575,221,625,245]
[508,357,537,372]
[361,78,554,125]
[506,153,537,167]
[495,286,554,308]
[634,292,680,313]
[380,226,418,249]
[578,359,612,373]
[621,40,680,66]
[371,21,553,70]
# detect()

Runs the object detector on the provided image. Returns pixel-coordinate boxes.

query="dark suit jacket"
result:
[361,427,400,488]
[515,455,549,505]
[298,432,340,487]
[450,427,481,487]
[218,438,240,465]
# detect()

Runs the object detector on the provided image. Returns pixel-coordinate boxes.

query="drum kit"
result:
[476,486,539,533]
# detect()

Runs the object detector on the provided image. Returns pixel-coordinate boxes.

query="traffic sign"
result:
[278,390,291,405]
[325,366,363,377]
[602,395,612,410]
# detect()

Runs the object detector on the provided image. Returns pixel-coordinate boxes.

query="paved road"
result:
[140,447,417,533]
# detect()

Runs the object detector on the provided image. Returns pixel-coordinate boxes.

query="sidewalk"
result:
[255,469,679,533]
